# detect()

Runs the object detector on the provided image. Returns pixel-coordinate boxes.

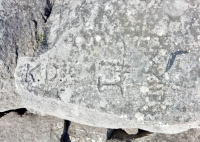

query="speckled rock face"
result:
[15,0,200,133]
[0,0,48,111]
[68,122,107,142]
[0,112,63,142]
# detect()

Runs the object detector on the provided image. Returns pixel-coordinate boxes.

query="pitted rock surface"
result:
[68,122,107,142]
[0,112,63,142]
[0,0,49,111]
[14,0,200,133]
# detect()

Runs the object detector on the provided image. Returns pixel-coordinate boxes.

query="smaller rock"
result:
[0,111,64,142]
[68,122,107,142]
[123,128,138,135]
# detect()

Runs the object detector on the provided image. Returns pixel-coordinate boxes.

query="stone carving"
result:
[13,0,200,133]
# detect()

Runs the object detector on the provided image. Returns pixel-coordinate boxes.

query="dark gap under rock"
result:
[107,128,153,141]
[41,0,54,23]
[0,108,27,118]
[38,0,55,55]
[60,120,71,142]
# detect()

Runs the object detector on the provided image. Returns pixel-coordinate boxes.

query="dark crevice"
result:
[60,120,71,142]
[31,19,40,46]
[15,45,18,64]
[165,50,188,72]
[41,13,47,23]
[107,129,153,141]
[10,33,19,65]
[107,129,115,140]
[38,26,49,54]
[14,40,19,64]
[42,0,55,23]
[45,0,52,17]
[37,0,56,55]
[30,0,55,55]
[0,108,27,118]
[153,50,188,79]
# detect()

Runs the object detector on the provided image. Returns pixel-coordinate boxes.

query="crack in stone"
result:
[31,19,40,49]
[41,0,55,23]
[165,50,188,72]
[0,108,27,118]
[151,50,188,79]
[107,128,153,141]
[15,41,19,65]
[38,0,56,54]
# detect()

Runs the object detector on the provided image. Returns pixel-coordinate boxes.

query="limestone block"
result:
[68,122,107,142]
[13,0,200,134]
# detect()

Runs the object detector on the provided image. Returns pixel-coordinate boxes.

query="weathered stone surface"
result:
[0,112,63,142]
[68,122,107,142]
[0,0,50,111]
[14,0,200,133]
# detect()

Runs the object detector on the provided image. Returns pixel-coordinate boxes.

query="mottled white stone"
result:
[140,86,149,93]
[12,0,200,134]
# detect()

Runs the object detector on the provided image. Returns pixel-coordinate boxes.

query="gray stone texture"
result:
[0,112,63,142]
[0,0,200,135]
[0,0,50,111]
[14,0,200,133]
[68,122,107,142]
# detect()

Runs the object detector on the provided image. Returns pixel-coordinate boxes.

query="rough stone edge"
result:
[14,59,200,134]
